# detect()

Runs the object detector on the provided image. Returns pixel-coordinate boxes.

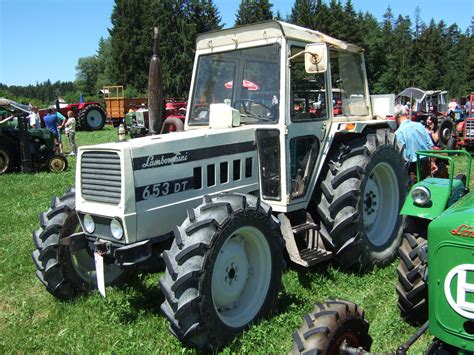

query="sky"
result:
[0,0,472,87]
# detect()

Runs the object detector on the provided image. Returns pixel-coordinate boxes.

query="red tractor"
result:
[38,99,106,131]
[458,93,474,150]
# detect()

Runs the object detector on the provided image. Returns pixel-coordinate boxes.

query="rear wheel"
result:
[79,104,106,131]
[32,188,131,300]
[316,129,407,271]
[437,118,456,148]
[160,193,284,349]
[290,299,372,354]
[0,146,13,174]
[396,229,428,325]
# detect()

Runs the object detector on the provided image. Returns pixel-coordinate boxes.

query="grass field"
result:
[0,125,472,353]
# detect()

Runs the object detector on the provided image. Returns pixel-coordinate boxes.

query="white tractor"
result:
[32,21,406,349]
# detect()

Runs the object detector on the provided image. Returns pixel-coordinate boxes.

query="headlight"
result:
[110,219,124,240]
[412,186,431,206]
[83,214,95,233]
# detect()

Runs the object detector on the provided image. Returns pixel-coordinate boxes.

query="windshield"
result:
[189,44,281,125]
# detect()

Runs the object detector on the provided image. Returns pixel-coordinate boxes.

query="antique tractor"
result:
[0,98,67,174]
[124,98,186,138]
[32,21,408,349]
[38,99,106,131]
[290,149,473,354]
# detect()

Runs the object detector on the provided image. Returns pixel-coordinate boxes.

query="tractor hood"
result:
[430,190,474,235]
[76,126,261,243]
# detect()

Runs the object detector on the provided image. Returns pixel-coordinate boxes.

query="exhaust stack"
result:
[148,27,163,135]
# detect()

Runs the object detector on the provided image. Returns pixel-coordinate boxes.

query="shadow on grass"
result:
[129,277,164,313]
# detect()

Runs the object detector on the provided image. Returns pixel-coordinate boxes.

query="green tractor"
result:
[290,150,473,354]
[0,98,68,174]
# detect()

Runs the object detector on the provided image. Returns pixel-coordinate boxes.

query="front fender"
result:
[400,178,452,220]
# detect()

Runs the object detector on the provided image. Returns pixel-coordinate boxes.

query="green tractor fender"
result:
[400,150,471,221]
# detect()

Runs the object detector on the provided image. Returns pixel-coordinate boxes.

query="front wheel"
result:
[47,154,68,172]
[396,230,428,325]
[290,299,372,354]
[160,193,285,349]
[32,188,131,300]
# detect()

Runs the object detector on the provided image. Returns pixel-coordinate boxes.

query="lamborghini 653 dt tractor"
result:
[32,21,407,349]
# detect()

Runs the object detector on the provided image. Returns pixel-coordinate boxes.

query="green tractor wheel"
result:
[47,154,68,173]
[396,231,428,325]
[0,146,13,174]
[290,299,372,354]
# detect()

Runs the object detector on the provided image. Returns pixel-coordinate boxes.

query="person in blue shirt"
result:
[394,104,434,181]
[43,108,61,153]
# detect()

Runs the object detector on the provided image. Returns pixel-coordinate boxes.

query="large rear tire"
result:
[160,193,285,350]
[290,299,372,354]
[32,188,131,300]
[396,230,428,325]
[79,104,106,131]
[316,129,407,271]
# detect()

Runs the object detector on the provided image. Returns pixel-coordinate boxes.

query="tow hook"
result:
[94,240,114,263]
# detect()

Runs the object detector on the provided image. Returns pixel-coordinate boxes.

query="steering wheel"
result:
[232,99,275,122]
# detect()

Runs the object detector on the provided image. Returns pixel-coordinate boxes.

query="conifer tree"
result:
[235,0,273,26]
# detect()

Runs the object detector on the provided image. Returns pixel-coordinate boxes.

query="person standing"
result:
[394,104,434,182]
[28,106,40,129]
[64,110,77,156]
[54,109,66,153]
[43,108,61,153]
[448,98,458,113]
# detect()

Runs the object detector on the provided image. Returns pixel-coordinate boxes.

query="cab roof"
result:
[196,20,363,53]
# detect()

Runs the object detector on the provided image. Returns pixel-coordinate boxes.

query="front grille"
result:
[81,151,122,205]
[465,119,474,139]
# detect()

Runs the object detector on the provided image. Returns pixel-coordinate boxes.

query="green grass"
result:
[0,125,472,353]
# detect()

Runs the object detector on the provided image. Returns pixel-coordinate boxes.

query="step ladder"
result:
[278,214,332,267]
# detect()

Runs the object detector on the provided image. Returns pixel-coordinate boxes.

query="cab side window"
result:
[290,46,327,122]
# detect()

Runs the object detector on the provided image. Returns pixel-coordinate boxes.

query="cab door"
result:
[285,43,332,206]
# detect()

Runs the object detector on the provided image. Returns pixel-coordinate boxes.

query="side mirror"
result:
[305,43,328,73]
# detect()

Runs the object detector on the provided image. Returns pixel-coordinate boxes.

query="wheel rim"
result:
[49,157,66,172]
[442,127,451,141]
[0,149,9,173]
[211,226,272,328]
[69,224,124,284]
[86,109,103,129]
[362,162,399,246]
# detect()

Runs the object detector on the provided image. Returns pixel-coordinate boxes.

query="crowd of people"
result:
[394,104,451,184]
[27,106,77,156]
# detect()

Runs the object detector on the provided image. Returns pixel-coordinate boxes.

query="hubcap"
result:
[211,226,272,328]
[212,237,249,308]
[50,157,65,172]
[86,109,103,128]
[362,162,399,246]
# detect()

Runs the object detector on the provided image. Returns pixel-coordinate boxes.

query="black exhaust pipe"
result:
[148,27,163,135]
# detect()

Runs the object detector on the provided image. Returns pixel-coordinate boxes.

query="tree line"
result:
[1,0,472,106]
